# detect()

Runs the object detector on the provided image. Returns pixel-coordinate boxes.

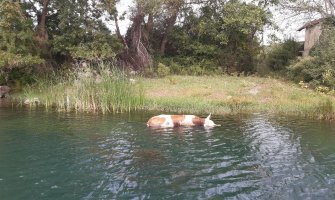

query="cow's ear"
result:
[205,113,211,120]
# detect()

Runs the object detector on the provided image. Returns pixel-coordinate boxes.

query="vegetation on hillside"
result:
[288,19,335,91]
[0,0,274,83]
[0,0,334,81]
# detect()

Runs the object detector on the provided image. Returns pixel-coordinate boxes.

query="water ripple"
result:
[1,111,335,199]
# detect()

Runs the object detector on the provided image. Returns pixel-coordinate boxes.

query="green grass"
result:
[14,71,335,119]
[17,65,144,113]
[143,75,335,119]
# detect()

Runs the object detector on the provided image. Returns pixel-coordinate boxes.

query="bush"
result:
[288,18,335,90]
[187,65,205,76]
[169,61,185,74]
[312,18,335,64]
[288,56,319,82]
[0,70,7,85]
[266,39,302,71]
[153,56,223,76]
[156,63,170,77]
[288,57,335,89]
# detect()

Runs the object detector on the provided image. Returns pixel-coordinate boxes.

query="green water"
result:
[1,107,335,200]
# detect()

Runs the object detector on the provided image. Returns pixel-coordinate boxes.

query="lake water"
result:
[1,106,335,200]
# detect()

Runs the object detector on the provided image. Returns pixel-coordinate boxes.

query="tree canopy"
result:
[1,0,332,82]
[0,1,42,69]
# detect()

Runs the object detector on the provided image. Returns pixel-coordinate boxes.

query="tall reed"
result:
[20,63,144,113]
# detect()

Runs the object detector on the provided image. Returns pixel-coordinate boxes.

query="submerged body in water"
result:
[146,114,219,127]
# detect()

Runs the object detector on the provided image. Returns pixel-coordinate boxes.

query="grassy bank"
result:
[13,72,335,119]
[142,76,335,119]
[16,67,144,113]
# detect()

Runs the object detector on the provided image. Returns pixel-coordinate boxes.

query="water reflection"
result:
[147,125,214,134]
[241,115,335,199]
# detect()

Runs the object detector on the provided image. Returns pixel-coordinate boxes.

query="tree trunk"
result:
[33,0,52,73]
[146,13,154,37]
[119,10,152,71]
[35,0,50,55]
[160,35,169,56]
[160,9,179,56]
[114,14,128,50]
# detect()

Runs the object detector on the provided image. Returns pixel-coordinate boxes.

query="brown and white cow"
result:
[146,114,219,128]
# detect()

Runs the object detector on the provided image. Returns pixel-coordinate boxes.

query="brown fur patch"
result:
[171,115,186,126]
[192,116,205,126]
[147,116,166,127]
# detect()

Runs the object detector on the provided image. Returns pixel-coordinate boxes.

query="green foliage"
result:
[156,63,170,77]
[0,70,6,85]
[266,39,301,71]
[0,1,42,69]
[0,0,280,86]
[0,52,42,69]
[289,57,335,89]
[223,1,267,36]
[154,56,223,76]
[3,67,37,85]
[51,0,122,62]
[314,99,334,120]
[21,63,145,113]
[313,21,335,63]
[186,65,206,76]
[288,56,320,83]
[169,61,184,74]
[162,0,268,73]
[288,19,335,90]
[220,1,268,73]
[68,35,122,62]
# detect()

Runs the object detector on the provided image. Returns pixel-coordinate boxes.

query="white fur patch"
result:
[181,115,196,126]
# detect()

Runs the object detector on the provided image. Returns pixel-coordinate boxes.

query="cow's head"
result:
[204,114,219,127]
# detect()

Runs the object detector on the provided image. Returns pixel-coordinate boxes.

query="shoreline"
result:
[7,75,335,120]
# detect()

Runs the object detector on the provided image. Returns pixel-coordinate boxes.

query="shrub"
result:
[143,66,156,78]
[288,57,335,89]
[0,70,6,85]
[312,18,335,64]
[169,61,185,75]
[266,39,302,71]
[156,63,170,77]
[288,18,335,90]
[187,65,205,76]
[288,56,320,82]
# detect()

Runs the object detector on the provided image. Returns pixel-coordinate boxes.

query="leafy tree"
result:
[159,0,268,73]
[0,0,280,77]
[266,38,301,71]
[51,0,122,63]
[0,1,42,69]
[222,1,268,72]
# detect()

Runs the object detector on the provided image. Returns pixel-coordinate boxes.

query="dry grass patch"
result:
[143,75,335,117]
